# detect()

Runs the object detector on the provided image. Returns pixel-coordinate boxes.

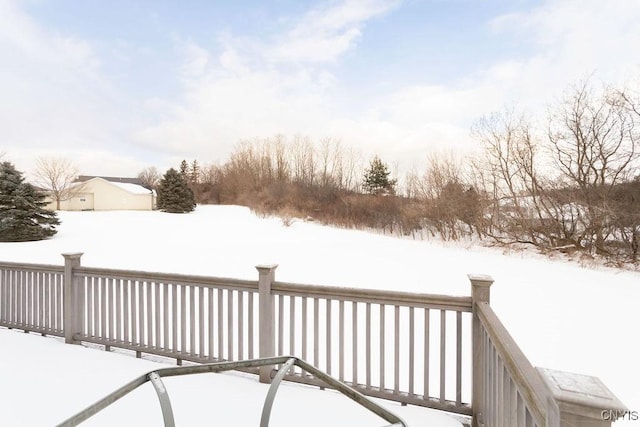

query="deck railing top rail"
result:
[0,260,64,274]
[74,265,258,291]
[272,280,473,311]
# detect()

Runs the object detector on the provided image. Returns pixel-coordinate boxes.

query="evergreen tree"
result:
[362,156,397,195]
[0,161,60,241]
[190,159,200,184]
[156,168,196,213]
[179,160,189,180]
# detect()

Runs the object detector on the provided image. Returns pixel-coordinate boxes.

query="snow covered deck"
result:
[0,329,462,426]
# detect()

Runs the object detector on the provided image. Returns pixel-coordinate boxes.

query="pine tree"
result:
[190,159,200,184]
[179,160,189,180]
[156,168,196,213]
[362,156,397,195]
[0,161,60,241]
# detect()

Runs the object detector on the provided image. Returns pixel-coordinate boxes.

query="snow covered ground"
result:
[0,205,638,425]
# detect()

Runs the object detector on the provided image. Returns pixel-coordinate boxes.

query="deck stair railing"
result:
[469,275,627,427]
[0,253,628,427]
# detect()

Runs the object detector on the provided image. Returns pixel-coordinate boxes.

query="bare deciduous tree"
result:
[34,157,80,210]
[138,166,161,189]
[405,150,481,240]
[288,135,315,186]
[472,111,567,247]
[548,81,639,254]
[271,135,290,183]
[199,163,222,185]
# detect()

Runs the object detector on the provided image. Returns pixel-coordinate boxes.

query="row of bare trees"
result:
[477,81,638,259]
[176,136,364,207]
[129,81,639,263]
[403,80,638,262]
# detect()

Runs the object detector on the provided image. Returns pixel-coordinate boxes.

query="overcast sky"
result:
[2,0,639,178]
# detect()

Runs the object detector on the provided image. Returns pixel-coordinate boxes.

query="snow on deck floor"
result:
[0,329,462,426]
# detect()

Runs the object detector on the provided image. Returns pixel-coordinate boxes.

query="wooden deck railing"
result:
[0,254,627,427]
[270,280,473,415]
[0,262,64,337]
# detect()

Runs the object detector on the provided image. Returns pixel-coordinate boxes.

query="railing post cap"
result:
[255,264,278,272]
[468,274,494,284]
[62,252,84,259]
[536,367,627,419]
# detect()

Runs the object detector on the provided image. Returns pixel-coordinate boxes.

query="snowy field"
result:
[0,205,638,425]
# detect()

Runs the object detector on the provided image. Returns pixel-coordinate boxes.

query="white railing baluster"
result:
[409,306,414,397]
[439,309,446,403]
[208,288,215,359]
[301,296,307,363]
[380,304,385,392]
[313,298,319,368]
[238,291,244,360]
[352,301,358,386]
[248,292,254,359]
[278,294,284,358]
[456,310,462,406]
[394,305,400,395]
[227,289,234,360]
[366,302,371,389]
[217,288,223,360]
[338,299,344,381]
[154,282,161,349]
[326,298,332,374]
[424,307,430,400]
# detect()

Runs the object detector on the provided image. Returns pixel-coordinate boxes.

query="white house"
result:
[45,176,155,211]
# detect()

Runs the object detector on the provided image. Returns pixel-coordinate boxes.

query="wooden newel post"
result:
[469,274,494,427]
[63,252,83,344]
[256,264,278,384]
[537,368,628,427]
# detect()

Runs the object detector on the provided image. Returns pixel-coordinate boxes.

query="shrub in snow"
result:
[0,161,60,241]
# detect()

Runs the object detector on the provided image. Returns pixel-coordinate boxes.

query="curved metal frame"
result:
[260,357,296,427]
[56,356,407,427]
[149,372,175,427]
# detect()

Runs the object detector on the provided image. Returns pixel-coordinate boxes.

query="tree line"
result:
[145,80,640,262]
[2,79,638,264]
[137,79,639,264]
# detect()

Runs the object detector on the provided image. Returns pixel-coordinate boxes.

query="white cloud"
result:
[134,65,335,159]
[0,0,136,176]
[180,42,212,79]
[5,0,640,180]
[489,0,640,86]
[135,0,640,176]
[376,0,640,160]
[270,0,400,63]
[133,0,403,161]
[369,0,640,163]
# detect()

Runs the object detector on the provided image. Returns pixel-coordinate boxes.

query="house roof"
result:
[109,181,154,195]
[75,175,151,190]
[74,177,154,195]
